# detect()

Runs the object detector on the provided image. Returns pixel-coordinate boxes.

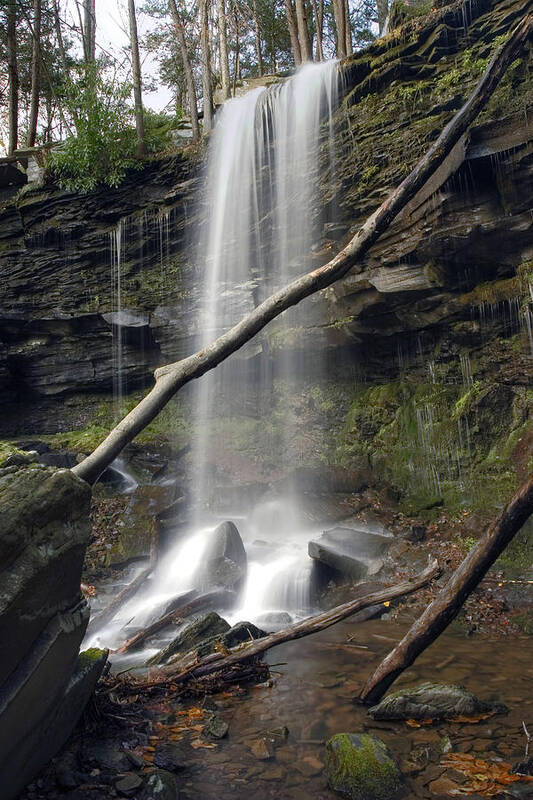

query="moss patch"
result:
[325,732,403,800]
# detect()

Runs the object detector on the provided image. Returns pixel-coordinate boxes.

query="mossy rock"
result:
[325,733,404,800]
[368,683,507,721]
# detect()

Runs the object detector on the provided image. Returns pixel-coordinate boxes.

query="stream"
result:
[172,619,533,799]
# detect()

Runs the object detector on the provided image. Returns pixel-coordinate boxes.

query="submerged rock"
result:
[325,733,404,800]
[206,714,229,739]
[368,683,507,721]
[308,527,390,580]
[140,768,180,800]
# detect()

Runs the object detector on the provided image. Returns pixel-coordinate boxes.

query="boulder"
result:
[207,521,247,565]
[308,527,390,581]
[368,683,508,721]
[325,733,404,800]
[199,521,247,592]
[148,616,264,666]
[147,612,231,665]
[0,466,107,800]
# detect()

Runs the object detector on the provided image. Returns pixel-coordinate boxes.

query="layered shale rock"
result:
[0,465,106,800]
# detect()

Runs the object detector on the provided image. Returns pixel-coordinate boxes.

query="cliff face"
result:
[0,0,531,513]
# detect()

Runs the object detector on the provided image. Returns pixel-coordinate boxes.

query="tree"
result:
[27,0,42,147]
[311,0,323,60]
[83,0,96,62]
[199,0,213,131]
[252,0,264,75]
[217,0,231,98]
[332,0,347,58]
[285,0,301,65]
[128,0,147,155]
[6,0,18,154]
[168,0,200,141]
[294,0,312,61]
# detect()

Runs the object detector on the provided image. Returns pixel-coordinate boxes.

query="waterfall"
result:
[89,63,341,648]
[192,61,339,516]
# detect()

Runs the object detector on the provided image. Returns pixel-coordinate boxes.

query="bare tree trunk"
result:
[312,0,324,61]
[294,0,312,62]
[169,0,200,142]
[53,0,68,73]
[216,0,231,99]
[72,15,532,487]
[7,0,18,155]
[83,0,96,62]
[200,0,213,132]
[252,0,264,76]
[345,0,352,55]
[232,3,240,94]
[128,0,146,156]
[377,0,389,34]
[333,0,347,58]
[27,0,41,148]
[360,472,533,704]
[285,0,302,66]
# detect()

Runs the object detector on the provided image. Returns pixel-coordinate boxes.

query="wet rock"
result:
[325,733,404,800]
[369,683,507,722]
[153,743,187,772]
[148,612,231,665]
[250,738,275,760]
[206,714,229,739]
[1,449,39,467]
[223,620,266,647]
[295,755,324,777]
[83,739,132,773]
[308,527,390,580]
[404,525,427,543]
[429,775,461,796]
[199,521,247,592]
[115,772,144,796]
[0,467,107,800]
[55,751,84,790]
[140,769,180,800]
[512,757,533,776]
[265,725,289,741]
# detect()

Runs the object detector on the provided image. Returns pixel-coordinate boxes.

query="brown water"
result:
[171,616,533,799]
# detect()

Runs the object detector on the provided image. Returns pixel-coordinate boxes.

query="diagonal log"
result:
[135,559,440,688]
[359,473,533,705]
[72,13,533,487]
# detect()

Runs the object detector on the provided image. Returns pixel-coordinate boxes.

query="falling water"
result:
[89,64,342,648]
[192,61,339,514]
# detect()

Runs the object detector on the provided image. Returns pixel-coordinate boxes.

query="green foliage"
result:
[143,110,182,154]
[50,64,140,192]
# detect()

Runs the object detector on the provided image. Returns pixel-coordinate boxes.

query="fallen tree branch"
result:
[134,559,440,688]
[86,527,160,636]
[114,589,236,654]
[72,13,532,486]
[359,473,533,705]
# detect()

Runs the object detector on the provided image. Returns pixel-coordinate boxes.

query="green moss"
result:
[513,611,533,636]
[78,647,107,668]
[325,733,403,800]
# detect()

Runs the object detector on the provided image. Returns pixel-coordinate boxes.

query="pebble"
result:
[250,738,275,760]
[115,772,144,796]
